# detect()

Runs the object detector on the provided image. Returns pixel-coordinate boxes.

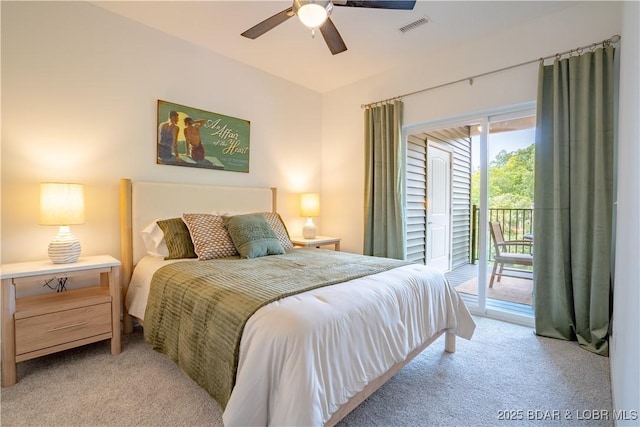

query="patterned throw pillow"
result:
[223,213,285,259]
[261,212,294,251]
[182,213,239,260]
[156,218,197,260]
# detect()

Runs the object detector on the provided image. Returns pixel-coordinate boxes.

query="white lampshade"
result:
[40,183,85,225]
[300,192,320,217]
[297,1,330,29]
[300,192,320,239]
[40,183,85,263]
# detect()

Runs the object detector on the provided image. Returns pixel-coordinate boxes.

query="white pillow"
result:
[213,210,250,217]
[140,220,170,257]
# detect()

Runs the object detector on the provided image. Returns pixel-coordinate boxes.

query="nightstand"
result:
[291,236,341,251]
[1,255,121,387]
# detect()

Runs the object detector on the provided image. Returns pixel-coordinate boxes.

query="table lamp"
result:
[39,182,85,263]
[300,192,320,239]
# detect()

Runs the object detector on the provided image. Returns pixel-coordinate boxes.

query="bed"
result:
[119,178,475,426]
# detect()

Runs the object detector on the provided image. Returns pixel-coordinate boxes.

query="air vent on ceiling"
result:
[398,16,429,34]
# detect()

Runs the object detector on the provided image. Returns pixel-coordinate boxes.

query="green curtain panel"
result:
[363,100,406,259]
[533,47,616,356]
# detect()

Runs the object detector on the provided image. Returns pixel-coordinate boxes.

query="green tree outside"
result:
[471,143,535,209]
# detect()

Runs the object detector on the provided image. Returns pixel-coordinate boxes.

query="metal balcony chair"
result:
[489,221,533,288]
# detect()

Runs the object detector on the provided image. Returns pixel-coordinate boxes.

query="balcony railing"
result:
[471,205,534,263]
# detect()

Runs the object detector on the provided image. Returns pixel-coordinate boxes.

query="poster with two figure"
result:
[157,100,250,173]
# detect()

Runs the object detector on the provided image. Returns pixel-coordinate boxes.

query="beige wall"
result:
[320,1,622,254]
[320,0,637,417]
[1,1,322,265]
[2,2,624,260]
[611,1,640,422]
[2,1,638,412]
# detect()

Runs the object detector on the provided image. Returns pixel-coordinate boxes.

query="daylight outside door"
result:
[426,144,451,272]
[407,104,536,325]
[484,113,536,307]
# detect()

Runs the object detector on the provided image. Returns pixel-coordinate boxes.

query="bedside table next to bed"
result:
[291,236,341,251]
[1,255,121,387]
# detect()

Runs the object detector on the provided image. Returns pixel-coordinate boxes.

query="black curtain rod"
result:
[361,34,620,109]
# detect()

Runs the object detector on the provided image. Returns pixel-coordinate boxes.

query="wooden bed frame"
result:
[118,178,456,426]
[119,178,277,332]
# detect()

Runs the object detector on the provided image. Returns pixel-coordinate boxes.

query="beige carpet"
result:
[1,318,613,427]
[456,275,533,305]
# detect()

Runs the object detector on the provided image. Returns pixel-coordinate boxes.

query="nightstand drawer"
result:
[2,255,121,387]
[15,303,112,356]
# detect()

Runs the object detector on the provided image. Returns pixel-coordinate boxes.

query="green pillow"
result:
[156,217,197,260]
[223,213,285,259]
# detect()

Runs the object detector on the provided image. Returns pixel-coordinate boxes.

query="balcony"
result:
[447,206,534,308]
[471,205,534,262]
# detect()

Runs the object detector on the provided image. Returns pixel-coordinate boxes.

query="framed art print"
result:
[157,100,250,173]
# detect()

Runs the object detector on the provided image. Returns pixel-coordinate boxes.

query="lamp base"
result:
[48,226,81,264]
[302,218,317,239]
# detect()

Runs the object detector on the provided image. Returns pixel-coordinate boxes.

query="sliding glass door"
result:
[483,111,535,320]
[405,104,535,325]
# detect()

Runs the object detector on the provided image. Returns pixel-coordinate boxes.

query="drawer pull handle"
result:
[47,321,89,332]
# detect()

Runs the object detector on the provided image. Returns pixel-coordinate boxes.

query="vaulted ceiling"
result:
[94,1,573,93]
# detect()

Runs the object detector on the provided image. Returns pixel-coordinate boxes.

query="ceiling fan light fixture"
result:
[297,1,331,29]
[242,0,416,55]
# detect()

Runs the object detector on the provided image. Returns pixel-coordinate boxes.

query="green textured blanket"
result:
[143,248,408,409]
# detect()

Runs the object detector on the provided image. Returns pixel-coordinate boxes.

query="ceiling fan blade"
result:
[319,17,347,55]
[241,7,294,39]
[334,0,416,10]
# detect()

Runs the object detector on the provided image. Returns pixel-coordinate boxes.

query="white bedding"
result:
[126,254,475,426]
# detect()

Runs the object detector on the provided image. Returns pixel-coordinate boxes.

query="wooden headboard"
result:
[119,178,276,331]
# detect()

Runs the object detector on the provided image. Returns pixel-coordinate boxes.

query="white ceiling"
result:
[93,1,573,93]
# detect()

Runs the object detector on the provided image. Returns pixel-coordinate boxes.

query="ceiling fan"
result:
[241,0,417,55]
